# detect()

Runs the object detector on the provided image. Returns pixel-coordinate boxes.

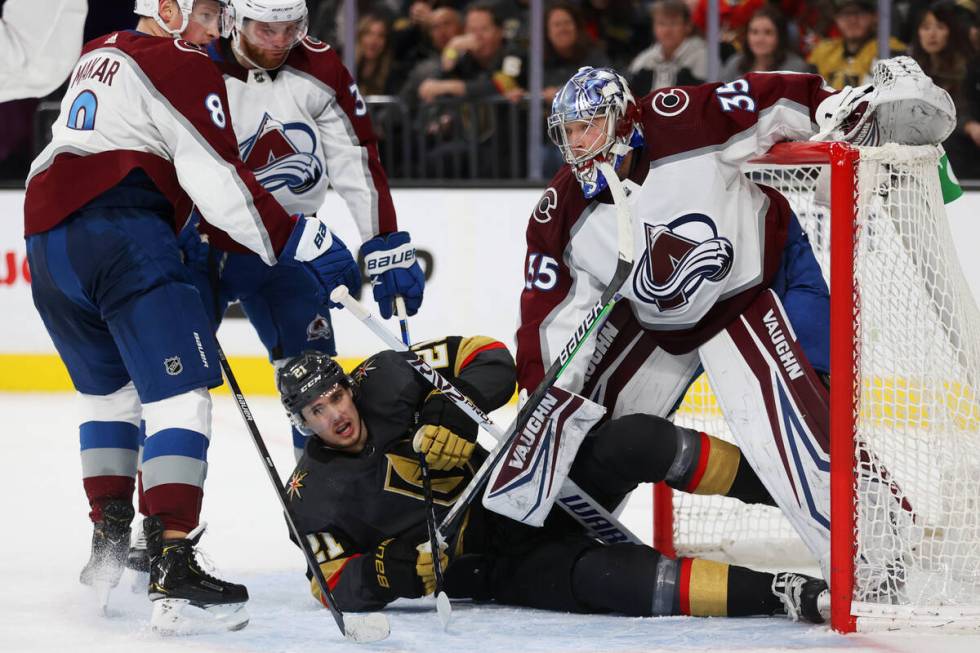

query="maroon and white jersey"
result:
[202,37,397,251]
[24,31,294,264]
[517,72,834,394]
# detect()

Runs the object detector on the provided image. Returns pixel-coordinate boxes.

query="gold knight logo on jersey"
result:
[632,214,734,311]
[240,112,323,194]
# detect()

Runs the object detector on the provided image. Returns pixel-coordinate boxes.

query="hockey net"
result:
[657,142,980,631]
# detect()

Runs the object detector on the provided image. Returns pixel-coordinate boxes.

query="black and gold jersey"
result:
[283,335,516,611]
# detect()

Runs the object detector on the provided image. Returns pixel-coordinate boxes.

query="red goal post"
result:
[654,141,980,633]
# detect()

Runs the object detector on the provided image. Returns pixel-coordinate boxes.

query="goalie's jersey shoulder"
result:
[527,165,593,248]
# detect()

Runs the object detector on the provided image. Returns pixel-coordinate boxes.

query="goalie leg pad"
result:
[699,290,831,578]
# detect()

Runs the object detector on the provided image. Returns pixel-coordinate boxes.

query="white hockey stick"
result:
[333,286,642,545]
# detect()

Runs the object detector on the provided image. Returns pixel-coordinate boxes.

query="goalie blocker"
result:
[275,335,828,622]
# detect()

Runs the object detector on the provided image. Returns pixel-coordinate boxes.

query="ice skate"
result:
[78,500,134,613]
[145,517,249,634]
[125,518,150,594]
[772,572,830,624]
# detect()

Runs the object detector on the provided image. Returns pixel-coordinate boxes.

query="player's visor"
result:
[187,0,225,34]
[240,16,309,52]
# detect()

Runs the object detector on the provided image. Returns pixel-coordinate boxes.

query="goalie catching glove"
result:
[360,231,425,319]
[812,56,955,146]
[412,389,479,470]
[368,535,448,601]
[282,216,362,307]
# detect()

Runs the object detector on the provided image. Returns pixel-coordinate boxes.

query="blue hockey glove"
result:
[177,214,210,276]
[360,231,425,319]
[282,216,362,307]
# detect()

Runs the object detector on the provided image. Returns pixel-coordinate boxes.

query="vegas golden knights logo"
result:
[383,451,468,506]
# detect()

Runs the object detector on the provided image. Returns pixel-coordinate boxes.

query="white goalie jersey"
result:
[516,72,837,405]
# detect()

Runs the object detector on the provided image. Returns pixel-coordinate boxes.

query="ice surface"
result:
[2,393,979,653]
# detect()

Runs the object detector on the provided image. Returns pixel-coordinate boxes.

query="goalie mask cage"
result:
[655,141,980,633]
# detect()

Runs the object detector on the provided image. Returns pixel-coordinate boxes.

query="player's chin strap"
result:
[394,296,452,630]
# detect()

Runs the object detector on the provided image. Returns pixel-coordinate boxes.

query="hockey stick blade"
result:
[344,612,391,642]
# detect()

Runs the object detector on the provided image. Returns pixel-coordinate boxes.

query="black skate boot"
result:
[79,500,135,611]
[145,516,249,634]
[772,572,831,624]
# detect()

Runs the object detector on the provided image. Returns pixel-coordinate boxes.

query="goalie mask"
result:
[276,351,352,436]
[548,66,644,199]
[228,0,309,70]
[134,0,226,38]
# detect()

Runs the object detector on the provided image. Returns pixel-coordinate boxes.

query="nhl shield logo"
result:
[164,356,183,376]
[632,214,734,311]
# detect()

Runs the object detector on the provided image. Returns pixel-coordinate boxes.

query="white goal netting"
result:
[666,144,980,629]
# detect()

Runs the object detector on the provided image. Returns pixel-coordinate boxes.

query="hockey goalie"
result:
[515,56,956,584]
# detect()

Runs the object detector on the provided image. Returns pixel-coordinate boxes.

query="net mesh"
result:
[668,144,980,623]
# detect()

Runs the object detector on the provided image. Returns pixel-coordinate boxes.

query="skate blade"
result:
[151,598,249,635]
[94,581,113,616]
[125,569,150,595]
[343,612,390,642]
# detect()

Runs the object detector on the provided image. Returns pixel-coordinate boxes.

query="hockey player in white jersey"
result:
[24,0,367,633]
[178,0,425,461]
[517,63,955,579]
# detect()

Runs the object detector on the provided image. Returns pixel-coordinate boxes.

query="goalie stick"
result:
[330,155,641,546]
[215,342,390,643]
[394,296,452,629]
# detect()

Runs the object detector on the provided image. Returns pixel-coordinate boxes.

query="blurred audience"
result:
[580,0,649,69]
[399,6,463,106]
[416,1,525,103]
[908,1,979,177]
[809,0,906,89]
[356,13,402,94]
[628,0,707,94]
[6,0,980,182]
[720,5,813,81]
[541,0,609,103]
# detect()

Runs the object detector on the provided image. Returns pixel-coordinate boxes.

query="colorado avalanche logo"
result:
[240,113,323,194]
[632,214,734,311]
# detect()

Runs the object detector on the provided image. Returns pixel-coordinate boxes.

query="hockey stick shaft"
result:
[440,160,635,535]
[333,286,642,546]
[393,297,450,614]
[214,342,388,642]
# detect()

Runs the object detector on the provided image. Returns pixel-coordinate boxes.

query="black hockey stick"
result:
[214,342,390,643]
[330,160,640,545]
[394,296,452,629]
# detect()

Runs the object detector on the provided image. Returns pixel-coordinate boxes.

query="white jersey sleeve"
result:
[0,0,87,102]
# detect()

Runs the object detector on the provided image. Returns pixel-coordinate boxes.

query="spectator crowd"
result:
[2,0,979,180]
